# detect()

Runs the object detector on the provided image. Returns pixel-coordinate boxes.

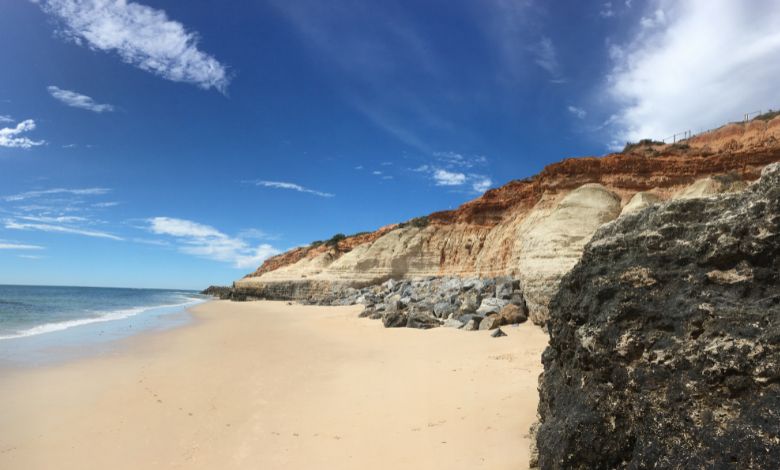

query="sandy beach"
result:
[0,300,548,470]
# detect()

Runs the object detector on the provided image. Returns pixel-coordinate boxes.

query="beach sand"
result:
[0,300,548,469]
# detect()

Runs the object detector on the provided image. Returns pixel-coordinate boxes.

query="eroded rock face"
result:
[535,163,780,469]
[236,117,780,324]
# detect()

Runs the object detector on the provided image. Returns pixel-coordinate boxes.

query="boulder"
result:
[406,313,439,329]
[498,303,527,325]
[433,301,456,319]
[476,297,508,315]
[443,318,465,328]
[382,311,407,328]
[479,314,502,330]
[461,314,483,331]
[495,276,514,299]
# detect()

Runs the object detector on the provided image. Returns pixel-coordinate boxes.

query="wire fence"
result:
[656,107,778,145]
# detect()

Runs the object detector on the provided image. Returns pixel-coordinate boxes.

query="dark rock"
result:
[406,313,440,329]
[358,307,374,318]
[433,301,456,318]
[382,311,408,328]
[461,314,484,331]
[201,285,233,299]
[536,163,780,469]
[491,328,507,337]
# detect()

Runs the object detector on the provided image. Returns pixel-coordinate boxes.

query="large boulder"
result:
[382,311,407,328]
[498,303,527,325]
[476,297,508,315]
[406,313,440,329]
[535,163,780,469]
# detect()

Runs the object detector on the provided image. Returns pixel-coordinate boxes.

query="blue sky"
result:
[1,0,779,289]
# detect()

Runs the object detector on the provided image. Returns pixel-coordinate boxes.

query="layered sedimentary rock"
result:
[237,117,780,323]
[535,163,780,469]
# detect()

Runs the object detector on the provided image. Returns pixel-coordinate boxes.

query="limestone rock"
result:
[536,162,780,469]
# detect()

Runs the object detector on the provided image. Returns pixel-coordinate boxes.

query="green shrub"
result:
[398,216,430,229]
[325,233,346,247]
[622,139,665,153]
[753,110,780,121]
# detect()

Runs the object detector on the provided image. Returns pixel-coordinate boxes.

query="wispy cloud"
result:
[530,36,564,82]
[0,241,44,250]
[0,119,45,149]
[3,187,110,202]
[147,217,279,268]
[600,2,616,18]
[47,86,114,112]
[605,0,780,144]
[253,181,334,198]
[37,0,230,92]
[0,115,13,123]
[4,220,123,240]
[568,105,587,119]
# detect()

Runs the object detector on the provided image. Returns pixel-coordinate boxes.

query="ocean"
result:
[0,285,206,365]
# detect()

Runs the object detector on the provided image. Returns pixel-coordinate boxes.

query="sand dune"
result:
[0,301,548,469]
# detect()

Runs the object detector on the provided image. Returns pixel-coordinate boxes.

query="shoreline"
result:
[0,300,548,469]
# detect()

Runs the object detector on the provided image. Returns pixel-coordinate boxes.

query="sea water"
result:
[0,285,206,365]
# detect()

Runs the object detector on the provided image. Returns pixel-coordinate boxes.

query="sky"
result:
[1,0,779,289]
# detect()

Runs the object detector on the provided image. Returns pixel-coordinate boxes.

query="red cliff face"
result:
[239,116,780,321]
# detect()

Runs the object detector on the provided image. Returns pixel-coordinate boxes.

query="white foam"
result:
[0,298,204,341]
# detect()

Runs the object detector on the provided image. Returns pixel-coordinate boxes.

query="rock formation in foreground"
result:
[534,163,780,469]
[235,116,780,324]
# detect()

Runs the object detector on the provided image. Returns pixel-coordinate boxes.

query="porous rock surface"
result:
[535,163,780,469]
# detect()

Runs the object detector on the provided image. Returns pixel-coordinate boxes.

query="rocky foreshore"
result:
[203,276,530,331]
[534,163,780,469]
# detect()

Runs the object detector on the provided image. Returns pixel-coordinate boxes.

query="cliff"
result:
[534,162,780,469]
[236,116,780,324]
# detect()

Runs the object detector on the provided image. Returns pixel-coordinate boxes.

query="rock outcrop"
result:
[535,163,780,468]
[236,116,780,324]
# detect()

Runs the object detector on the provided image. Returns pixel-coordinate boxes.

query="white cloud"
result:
[3,187,110,202]
[471,177,493,193]
[0,115,13,123]
[147,217,279,268]
[606,0,780,143]
[0,241,44,250]
[5,220,123,240]
[433,169,467,186]
[372,170,383,176]
[37,0,230,92]
[568,105,587,119]
[254,181,334,198]
[0,119,45,149]
[47,86,114,112]
[18,254,45,259]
